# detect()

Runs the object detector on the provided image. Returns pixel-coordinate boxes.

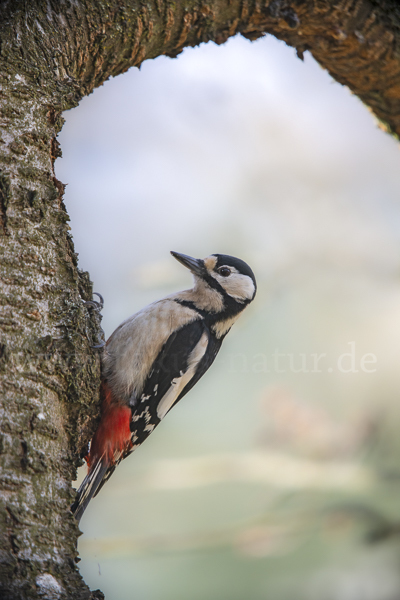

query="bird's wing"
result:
[175,332,222,401]
[86,322,223,505]
[129,320,220,447]
[103,298,202,401]
[90,320,216,502]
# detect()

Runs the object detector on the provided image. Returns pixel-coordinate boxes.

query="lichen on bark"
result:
[0,83,103,597]
[1,0,400,598]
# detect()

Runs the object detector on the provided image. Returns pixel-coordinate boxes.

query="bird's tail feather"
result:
[71,456,109,522]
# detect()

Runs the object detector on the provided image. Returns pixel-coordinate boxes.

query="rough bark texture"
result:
[0,59,104,600]
[0,0,400,598]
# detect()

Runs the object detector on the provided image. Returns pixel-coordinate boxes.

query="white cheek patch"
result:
[212,272,255,302]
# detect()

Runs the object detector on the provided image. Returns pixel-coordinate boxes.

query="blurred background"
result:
[57,34,400,600]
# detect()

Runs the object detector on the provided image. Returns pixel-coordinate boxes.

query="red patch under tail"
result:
[86,381,132,469]
[72,382,132,521]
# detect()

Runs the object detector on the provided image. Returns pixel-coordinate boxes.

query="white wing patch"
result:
[156,332,209,420]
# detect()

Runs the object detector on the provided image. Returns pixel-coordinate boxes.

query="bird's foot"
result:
[84,292,104,312]
[85,292,106,348]
[91,335,106,349]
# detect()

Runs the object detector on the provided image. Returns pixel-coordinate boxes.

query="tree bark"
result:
[1,0,399,598]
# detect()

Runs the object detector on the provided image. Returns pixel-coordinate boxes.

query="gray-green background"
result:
[57,34,400,600]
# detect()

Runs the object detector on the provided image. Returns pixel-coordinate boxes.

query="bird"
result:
[71,251,256,521]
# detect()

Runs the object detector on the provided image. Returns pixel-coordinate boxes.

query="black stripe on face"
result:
[175,291,246,324]
[199,266,255,319]
[200,267,228,296]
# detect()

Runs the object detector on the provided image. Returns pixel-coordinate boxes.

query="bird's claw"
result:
[84,292,104,312]
[91,335,106,349]
[84,292,106,349]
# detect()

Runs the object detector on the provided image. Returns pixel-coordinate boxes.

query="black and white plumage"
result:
[72,252,256,521]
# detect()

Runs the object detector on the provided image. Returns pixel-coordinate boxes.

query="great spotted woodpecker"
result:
[72,252,256,521]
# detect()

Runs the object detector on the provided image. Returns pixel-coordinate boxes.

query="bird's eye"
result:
[218,267,231,277]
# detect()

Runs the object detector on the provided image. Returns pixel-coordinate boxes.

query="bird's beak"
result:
[170,251,205,277]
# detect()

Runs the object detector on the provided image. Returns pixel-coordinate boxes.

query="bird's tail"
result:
[71,456,109,522]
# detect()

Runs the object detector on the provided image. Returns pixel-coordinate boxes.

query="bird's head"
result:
[171,251,256,314]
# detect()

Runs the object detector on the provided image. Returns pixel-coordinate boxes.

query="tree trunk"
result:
[0,51,103,600]
[0,0,399,598]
